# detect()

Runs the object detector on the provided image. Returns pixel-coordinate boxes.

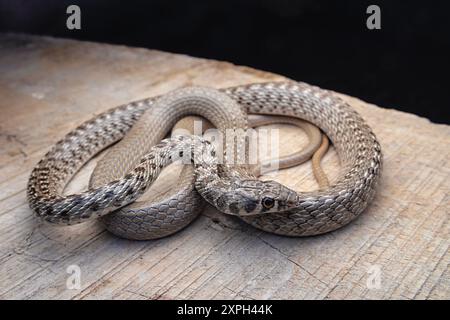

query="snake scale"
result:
[27,81,382,237]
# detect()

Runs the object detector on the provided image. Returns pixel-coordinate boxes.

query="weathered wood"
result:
[0,33,448,300]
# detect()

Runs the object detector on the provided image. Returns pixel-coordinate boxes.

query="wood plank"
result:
[0,33,448,300]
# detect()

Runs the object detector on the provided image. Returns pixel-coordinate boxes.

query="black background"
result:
[0,299,436,318]
[1,0,449,124]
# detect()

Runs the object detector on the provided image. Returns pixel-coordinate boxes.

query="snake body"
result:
[94,114,324,240]
[27,81,382,236]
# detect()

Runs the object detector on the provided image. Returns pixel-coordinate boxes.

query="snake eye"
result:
[261,197,275,209]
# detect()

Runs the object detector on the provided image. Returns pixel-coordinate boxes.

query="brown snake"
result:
[27,81,382,237]
[92,114,328,240]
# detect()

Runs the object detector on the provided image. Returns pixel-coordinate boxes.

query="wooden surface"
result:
[0,33,448,300]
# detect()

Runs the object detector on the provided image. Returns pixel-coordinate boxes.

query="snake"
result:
[91,113,327,240]
[27,81,382,237]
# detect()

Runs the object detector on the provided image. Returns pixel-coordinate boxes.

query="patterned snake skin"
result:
[27,81,382,236]
[92,114,323,240]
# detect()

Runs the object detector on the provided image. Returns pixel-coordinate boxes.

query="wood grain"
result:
[0,33,448,300]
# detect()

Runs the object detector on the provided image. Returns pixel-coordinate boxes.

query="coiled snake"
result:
[92,113,327,240]
[27,81,382,237]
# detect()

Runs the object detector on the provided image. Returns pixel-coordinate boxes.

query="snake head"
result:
[218,179,299,216]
